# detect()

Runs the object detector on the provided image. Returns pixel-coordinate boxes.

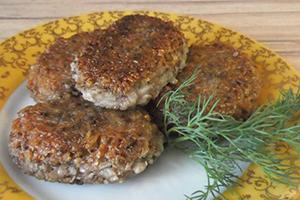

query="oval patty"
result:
[148,42,262,129]
[72,14,188,110]
[9,98,164,184]
[27,29,103,103]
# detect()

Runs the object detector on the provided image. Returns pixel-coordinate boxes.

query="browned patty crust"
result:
[72,14,188,110]
[27,29,103,102]
[9,98,164,184]
[149,43,261,127]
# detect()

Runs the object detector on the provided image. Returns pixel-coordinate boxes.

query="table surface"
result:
[1,0,300,70]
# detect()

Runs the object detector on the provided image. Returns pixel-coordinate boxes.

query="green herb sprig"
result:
[162,73,300,200]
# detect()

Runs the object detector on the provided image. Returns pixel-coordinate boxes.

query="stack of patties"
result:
[8,14,262,185]
[9,15,188,184]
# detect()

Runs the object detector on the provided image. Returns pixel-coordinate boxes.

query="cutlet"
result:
[27,29,103,102]
[9,98,164,184]
[71,15,188,110]
[149,43,261,129]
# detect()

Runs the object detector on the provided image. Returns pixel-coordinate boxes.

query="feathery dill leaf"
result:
[162,73,300,200]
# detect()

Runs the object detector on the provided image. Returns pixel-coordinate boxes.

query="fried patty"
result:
[27,29,103,102]
[9,98,164,184]
[71,14,188,110]
[149,43,261,128]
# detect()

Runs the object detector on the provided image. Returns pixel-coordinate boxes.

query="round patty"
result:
[149,43,261,128]
[27,29,103,103]
[71,14,188,110]
[9,98,164,184]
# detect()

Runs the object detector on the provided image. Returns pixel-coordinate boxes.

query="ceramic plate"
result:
[0,11,299,200]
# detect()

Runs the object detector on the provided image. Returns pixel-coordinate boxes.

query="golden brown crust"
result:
[27,30,103,102]
[9,98,163,184]
[150,43,262,125]
[76,14,187,94]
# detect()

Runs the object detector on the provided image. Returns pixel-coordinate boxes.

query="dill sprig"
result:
[162,73,300,200]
